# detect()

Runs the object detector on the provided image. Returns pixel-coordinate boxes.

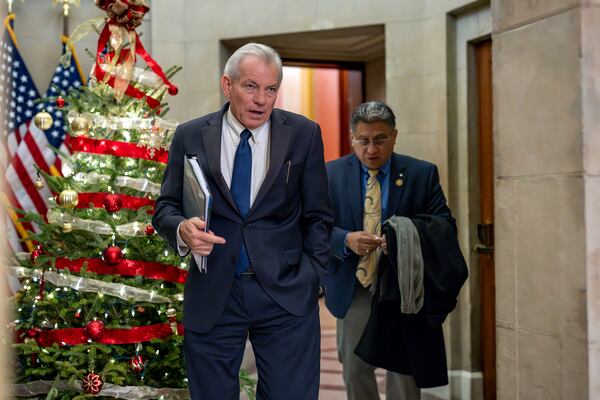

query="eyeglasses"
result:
[351,137,393,147]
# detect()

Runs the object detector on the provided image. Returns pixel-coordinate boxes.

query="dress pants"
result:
[184,273,321,400]
[337,283,421,400]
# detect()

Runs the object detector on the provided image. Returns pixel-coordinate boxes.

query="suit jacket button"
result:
[230,256,236,264]
[241,222,247,228]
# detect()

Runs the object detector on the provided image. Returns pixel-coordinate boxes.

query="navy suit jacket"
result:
[153,103,333,333]
[325,152,453,318]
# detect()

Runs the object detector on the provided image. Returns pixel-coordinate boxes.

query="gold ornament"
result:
[165,306,176,318]
[34,110,53,131]
[166,305,178,335]
[63,221,73,233]
[71,115,91,136]
[58,188,79,208]
[34,176,44,190]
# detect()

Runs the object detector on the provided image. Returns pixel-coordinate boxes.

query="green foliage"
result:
[11,34,255,399]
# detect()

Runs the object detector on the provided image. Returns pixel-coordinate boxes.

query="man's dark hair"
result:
[350,101,396,132]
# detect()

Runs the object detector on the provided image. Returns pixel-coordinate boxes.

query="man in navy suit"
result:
[325,101,453,400]
[153,43,333,399]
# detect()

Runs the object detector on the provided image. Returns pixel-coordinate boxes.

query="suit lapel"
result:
[248,110,290,217]
[347,154,363,229]
[200,105,238,212]
[386,153,407,219]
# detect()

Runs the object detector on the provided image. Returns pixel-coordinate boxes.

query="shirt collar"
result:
[226,109,269,145]
[360,158,392,177]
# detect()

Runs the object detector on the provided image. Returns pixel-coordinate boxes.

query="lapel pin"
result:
[396,172,405,187]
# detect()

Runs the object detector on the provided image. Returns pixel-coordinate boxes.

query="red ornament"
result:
[103,194,123,212]
[81,372,103,395]
[30,247,43,264]
[129,354,145,373]
[56,96,65,108]
[26,327,41,339]
[74,311,82,320]
[84,320,105,341]
[144,224,155,235]
[103,245,123,265]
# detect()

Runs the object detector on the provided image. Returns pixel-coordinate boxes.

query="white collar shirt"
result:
[220,109,271,206]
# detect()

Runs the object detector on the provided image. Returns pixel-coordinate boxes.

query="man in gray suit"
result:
[325,101,454,399]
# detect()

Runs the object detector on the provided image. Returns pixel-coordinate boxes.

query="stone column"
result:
[493,0,599,398]
[582,2,600,398]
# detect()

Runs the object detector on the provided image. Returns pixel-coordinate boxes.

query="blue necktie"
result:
[231,129,252,275]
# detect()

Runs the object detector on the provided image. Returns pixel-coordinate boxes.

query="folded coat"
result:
[355,214,468,388]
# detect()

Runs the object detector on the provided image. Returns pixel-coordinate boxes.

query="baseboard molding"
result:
[421,370,484,400]
[448,370,484,400]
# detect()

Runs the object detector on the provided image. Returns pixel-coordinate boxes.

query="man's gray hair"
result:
[223,43,283,85]
[350,101,396,132]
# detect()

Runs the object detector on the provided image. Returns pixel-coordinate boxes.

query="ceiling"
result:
[221,24,385,64]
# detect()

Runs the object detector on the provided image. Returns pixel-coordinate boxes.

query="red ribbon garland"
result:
[68,136,169,163]
[19,323,184,347]
[55,257,188,284]
[76,193,155,212]
[94,19,178,109]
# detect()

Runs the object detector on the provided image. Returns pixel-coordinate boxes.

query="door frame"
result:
[474,38,496,400]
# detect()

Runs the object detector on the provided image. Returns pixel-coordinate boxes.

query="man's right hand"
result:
[179,217,226,256]
[346,231,382,257]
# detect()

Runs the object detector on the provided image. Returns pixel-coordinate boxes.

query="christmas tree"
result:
[8,2,255,398]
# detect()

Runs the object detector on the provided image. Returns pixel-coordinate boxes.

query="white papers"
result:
[182,155,212,273]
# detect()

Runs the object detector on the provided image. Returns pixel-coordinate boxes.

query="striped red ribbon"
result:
[76,193,155,212]
[68,136,169,163]
[20,323,184,347]
[55,257,187,284]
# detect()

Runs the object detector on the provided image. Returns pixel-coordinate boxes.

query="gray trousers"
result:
[337,283,421,400]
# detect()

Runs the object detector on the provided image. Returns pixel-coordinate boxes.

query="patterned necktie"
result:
[230,129,252,275]
[356,169,382,287]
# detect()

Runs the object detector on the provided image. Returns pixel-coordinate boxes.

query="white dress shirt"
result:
[176,110,271,254]
[220,109,271,203]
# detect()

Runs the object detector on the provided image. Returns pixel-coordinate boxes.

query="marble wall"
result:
[493,0,597,398]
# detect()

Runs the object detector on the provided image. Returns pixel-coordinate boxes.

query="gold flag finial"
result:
[52,0,80,17]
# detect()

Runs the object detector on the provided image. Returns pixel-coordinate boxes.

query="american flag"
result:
[1,14,43,253]
[1,15,85,253]
[42,36,85,177]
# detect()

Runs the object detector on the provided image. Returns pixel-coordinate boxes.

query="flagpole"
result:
[53,0,80,36]
[63,2,68,36]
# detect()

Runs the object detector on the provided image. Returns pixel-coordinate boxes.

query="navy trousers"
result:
[184,274,321,399]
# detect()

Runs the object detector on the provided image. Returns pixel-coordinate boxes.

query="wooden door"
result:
[475,39,496,400]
